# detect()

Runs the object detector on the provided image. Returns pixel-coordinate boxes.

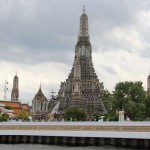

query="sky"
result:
[0,0,150,104]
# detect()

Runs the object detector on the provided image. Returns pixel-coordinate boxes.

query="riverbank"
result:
[0,122,149,149]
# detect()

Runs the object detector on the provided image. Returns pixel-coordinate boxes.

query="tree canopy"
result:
[102,81,149,121]
[64,106,86,121]
[4,106,12,110]
[0,111,9,122]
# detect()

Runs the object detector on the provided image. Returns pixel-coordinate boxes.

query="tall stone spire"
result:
[11,73,19,101]
[57,7,104,117]
[75,6,91,61]
[79,6,89,37]
[147,73,150,94]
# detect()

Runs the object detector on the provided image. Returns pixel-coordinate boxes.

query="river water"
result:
[0,144,141,150]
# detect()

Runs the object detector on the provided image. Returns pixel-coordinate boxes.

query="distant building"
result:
[48,99,59,113]
[1,101,22,115]
[32,86,49,121]
[0,100,30,118]
[147,73,150,94]
[0,103,14,118]
[11,74,19,101]
[56,7,104,118]
[21,104,30,116]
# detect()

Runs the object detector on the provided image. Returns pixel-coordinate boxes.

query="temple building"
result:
[57,7,104,117]
[0,100,30,119]
[147,73,150,95]
[32,85,49,121]
[11,73,19,101]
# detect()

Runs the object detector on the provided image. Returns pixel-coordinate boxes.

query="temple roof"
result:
[14,75,18,79]
[0,101,29,115]
[13,72,19,79]
[148,74,150,79]
[1,101,21,108]
[33,87,47,101]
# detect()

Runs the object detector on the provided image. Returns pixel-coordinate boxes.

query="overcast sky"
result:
[0,0,150,104]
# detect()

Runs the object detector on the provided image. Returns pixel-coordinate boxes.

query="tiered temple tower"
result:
[32,85,49,121]
[11,73,19,101]
[147,73,150,95]
[57,7,104,117]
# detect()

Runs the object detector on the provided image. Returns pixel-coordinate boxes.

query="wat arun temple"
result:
[56,7,104,117]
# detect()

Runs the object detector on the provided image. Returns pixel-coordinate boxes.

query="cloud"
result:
[94,27,145,53]
[0,0,146,63]
[93,48,149,92]
[0,0,78,64]
[0,0,150,102]
[101,65,117,75]
[0,60,71,103]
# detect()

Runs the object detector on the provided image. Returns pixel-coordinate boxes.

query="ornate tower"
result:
[11,73,19,101]
[32,85,48,121]
[70,59,84,108]
[57,7,104,117]
[147,73,150,95]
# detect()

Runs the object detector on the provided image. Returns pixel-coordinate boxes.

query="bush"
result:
[64,106,86,121]
[4,106,12,110]
[0,113,9,122]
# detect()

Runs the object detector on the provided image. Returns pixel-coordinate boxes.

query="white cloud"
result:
[0,61,71,103]
[0,0,150,103]
[93,49,149,92]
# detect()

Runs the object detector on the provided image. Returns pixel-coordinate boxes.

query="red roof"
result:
[21,104,30,115]
[13,108,22,114]
[0,101,30,116]
[21,104,28,110]
[1,101,21,108]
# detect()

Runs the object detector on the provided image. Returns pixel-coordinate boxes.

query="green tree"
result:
[102,90,118,121]
[145,94,150,120]
[21,110,29,121]
[93,113,100,121]
[113,81,147,121]
[64,106,86,121]
[4,106,12,110]
[102,90,113,113]
[102,81,148,121]
[0,110,2,121]
[0,113,9,122]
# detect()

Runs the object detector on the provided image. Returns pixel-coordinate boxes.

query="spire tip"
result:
[40,79,41,89]
[83,5,85,13]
